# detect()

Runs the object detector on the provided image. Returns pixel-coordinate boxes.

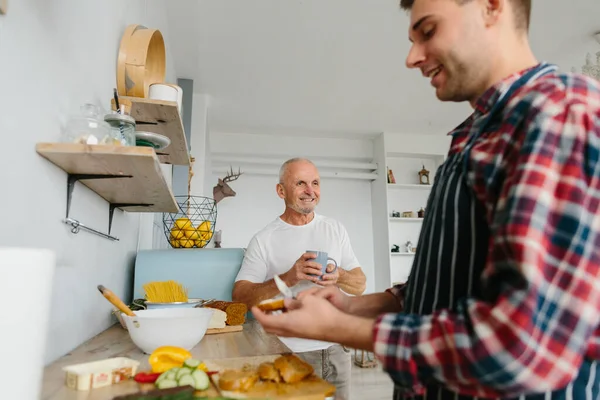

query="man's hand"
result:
[297,286,351,313]
[252,294,342,340]
[282,252,324,286]
[318,263,339,286]
[252,293,376,351]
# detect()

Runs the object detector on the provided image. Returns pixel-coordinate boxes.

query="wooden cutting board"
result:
[203,354,336,399]
[206,325,244,335]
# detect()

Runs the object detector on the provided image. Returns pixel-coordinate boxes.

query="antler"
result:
[222,165,243,183]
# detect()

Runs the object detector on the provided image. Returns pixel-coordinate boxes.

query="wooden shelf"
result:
[111,97,190,166]
[387,183,432,190]
[36,143,178,213]
[391,252,415,256]
[389,217,423,222]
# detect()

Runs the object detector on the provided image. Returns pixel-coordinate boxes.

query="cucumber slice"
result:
[175,367,192,380]
[166,368,180,380]
[183,358,201,369]
[156,378,178,389]
[191,369,210,390]
[178,374,195,387]
[156,370,170,384]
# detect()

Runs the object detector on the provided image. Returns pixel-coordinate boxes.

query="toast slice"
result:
[273,354,314,383]
[217,368,259,392]
[256,298,286,312]
[257,361,281,382]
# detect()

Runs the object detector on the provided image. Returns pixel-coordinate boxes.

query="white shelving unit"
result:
[387,183,431,190]
[370,133,449,292]
[389,217,423,222]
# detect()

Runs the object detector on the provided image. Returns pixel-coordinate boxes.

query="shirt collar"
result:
[473,63,544,114]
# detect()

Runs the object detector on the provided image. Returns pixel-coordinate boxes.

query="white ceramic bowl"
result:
[121,308,214,354]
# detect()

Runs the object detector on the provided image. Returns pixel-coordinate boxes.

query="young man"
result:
[232,157,367,400]
[252,0,600,399]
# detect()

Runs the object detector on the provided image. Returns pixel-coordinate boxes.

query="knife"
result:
[274,274,296,299]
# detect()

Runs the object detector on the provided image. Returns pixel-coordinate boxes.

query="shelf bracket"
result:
[66,174,133,218]
[65,173,134,241]
[108,203,154,235]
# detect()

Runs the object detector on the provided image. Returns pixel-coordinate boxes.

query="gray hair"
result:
[278,158,316,183]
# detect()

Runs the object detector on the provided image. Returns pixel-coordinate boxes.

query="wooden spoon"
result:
[97,285,136,317]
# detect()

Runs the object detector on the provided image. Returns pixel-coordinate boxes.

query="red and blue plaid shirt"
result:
[373,65,600,398]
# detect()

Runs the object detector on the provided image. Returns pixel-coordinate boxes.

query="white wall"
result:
[201,132,377,293]
[0,0,177,364]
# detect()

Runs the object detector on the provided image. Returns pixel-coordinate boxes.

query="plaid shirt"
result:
[373,65,600,398]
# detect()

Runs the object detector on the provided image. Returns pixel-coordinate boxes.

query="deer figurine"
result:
[213,166,243,204]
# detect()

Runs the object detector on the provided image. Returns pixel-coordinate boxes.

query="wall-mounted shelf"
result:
[111,97,189,166]
[391,252,415,256]
[36,143,178,240]
[389,217,423,222]
[387,183,432,190]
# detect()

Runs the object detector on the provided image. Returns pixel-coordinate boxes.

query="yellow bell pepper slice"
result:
[148,346,192,373]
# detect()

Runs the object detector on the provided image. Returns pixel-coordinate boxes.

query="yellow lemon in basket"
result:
[170,228,185,240]
[169,237,180,248]
[200,229,213,241]
[186,229,201,240]
[195,240,207,248]
[179,238,194,248]
[174,218,193,230]
[198,221,211,238]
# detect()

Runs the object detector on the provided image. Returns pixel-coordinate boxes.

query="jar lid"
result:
[104,113,135,125]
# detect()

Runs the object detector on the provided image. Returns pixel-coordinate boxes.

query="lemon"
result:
[195,239,207,248]
[198,221,211,231]
[174,218,193,230]
[197,221,212,240]
[186,229,200,240]
[199,230,212,241]
[179,238,194,248]
[170,228,185,240]
[169,238,180,248]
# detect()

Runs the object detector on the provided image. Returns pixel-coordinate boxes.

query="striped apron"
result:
[394,64,600,399]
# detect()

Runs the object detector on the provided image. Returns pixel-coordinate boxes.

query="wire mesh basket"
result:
[163,196,217,248]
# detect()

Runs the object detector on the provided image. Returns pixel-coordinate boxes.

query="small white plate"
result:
[135,131,171,150]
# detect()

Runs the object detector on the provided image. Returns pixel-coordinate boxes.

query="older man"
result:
[252,0,600,399]
[232,157,366,400]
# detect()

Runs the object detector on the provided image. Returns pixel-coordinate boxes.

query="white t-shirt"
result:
[235,213,361,352]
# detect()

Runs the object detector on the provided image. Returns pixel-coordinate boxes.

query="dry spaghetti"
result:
[143,280,189,303]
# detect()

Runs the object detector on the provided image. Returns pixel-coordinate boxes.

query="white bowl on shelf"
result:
[121,308,214,354]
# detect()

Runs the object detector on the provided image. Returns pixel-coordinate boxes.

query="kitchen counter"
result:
[41,320,290,399]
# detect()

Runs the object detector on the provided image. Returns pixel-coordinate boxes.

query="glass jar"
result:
[62,103,118,145]
[104,113,136,146]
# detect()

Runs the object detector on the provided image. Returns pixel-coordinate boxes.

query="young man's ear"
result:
[481,0,504,27]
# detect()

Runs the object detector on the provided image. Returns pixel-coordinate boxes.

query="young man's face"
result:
[405,0,493,104]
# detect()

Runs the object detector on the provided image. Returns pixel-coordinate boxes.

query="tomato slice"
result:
[133,371,162,383]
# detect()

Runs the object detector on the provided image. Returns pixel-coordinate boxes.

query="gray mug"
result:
[306,250,338,280]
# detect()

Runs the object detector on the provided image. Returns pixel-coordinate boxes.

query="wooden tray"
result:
[203,354,335,399]
[206,325,244,335]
